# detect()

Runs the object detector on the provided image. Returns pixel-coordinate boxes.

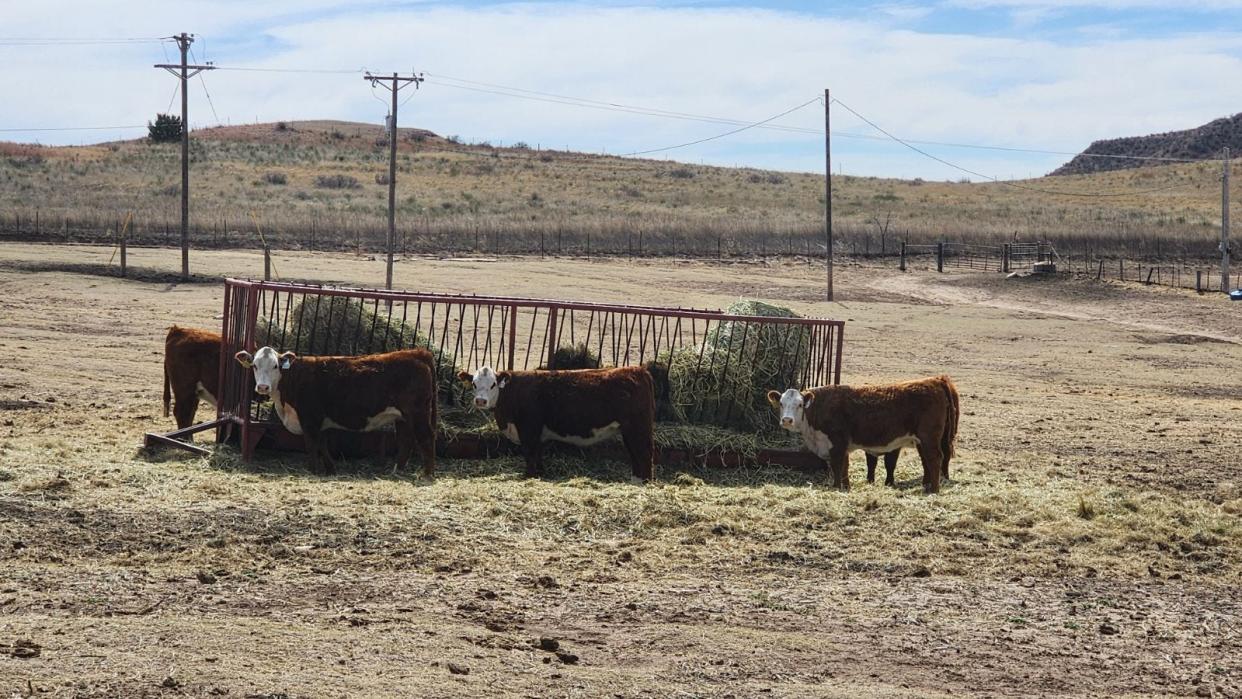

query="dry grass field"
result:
[0,121,1235,258]
[0,243,1240,697]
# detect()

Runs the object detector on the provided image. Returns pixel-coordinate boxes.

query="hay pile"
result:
[664,300,810,432]
[255,296,474,419]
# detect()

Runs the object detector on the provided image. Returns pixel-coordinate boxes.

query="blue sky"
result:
[2,0,1242,179]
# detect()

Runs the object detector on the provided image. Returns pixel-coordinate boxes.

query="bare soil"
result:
[0,242,1240,698]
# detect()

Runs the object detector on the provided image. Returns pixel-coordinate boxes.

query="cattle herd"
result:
[164,326,960,492]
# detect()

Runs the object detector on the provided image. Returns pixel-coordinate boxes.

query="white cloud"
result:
[2,2,1242,178]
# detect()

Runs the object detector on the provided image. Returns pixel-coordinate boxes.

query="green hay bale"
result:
[664,299,810,432]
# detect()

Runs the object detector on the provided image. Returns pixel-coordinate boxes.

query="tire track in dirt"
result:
[870,273,1242,345]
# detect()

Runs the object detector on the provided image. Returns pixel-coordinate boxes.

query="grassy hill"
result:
[0,120,1233,259]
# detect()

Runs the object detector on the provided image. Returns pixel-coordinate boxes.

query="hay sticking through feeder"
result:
[665,299,810,432]
[255,296,475,422]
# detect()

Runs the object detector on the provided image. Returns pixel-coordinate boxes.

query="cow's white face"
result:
[768,388,813,431]
[235,346,296,397]
[459,366,509,410]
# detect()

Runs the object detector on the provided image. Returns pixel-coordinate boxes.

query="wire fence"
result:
[902,238,1239,293]
[0,206,1230,265]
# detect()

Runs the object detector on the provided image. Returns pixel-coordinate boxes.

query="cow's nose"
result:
[781,417,793,426]
[257,384,270,394]
[474,398,487,407]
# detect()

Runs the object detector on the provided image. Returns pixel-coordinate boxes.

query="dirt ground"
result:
[0,242,1240,698]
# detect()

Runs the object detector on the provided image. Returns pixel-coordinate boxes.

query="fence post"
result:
[899,242,907,271]
[35,209,39,237]
[1197,270,1203,294]
[1002,244,1010,273]
[936,242,944,273]
[540,231,545,259]
[120,234,127,278]
[586,232,591,260]
[1096,259,1103,280]
[1119,259,1124,281]
[717,235,722,262]
[264,246,271,281]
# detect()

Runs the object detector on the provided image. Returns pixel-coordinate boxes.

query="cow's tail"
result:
[162,358,171,418]
[939,375,960,459]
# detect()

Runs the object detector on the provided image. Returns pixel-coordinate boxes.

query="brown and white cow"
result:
[459,365,656,481]
[768,375,960,493]
[235,346,438,476]
[164,326,221,429]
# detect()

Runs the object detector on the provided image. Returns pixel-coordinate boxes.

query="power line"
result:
[0,125,145,132]
[190,46,220,123]
[0,37,168,45]
[422,72,1207,164]
[213,65,362,74]
[623,97,820,156]
[831,97,1199,197]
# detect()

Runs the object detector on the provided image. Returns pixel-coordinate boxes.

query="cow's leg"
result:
[884,449,900,487]
[865,453,878,484]
[409,413,437,479]
[517,424,544,478]
[171,383,199,431]
[828,446,850,491]
[941,444,952,484]
[392,422,415,474]
[303,426,335,476]
[916,440,943,494]
[621,424,655,483]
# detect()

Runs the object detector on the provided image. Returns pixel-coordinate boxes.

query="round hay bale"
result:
[663,299,810,432]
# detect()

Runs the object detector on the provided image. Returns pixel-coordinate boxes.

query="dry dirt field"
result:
[0,242,1240,698]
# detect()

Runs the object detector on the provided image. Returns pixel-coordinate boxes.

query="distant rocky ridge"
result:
[1051,114,1240,176]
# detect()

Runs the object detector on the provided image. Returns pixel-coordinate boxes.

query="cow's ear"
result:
[801,391,814,409]
[457,370,474,384]
[234,350,253,368]
[279,351,297,370]
[766,390,782,407]
[496,371,511,388]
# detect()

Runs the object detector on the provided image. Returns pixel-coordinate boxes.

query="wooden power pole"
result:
[1223,146,1232,292]
[364,71,423,290]
[155,33,214,280]
[824,88,833,301]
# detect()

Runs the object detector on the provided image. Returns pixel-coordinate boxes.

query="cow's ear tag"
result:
[280,358,292,370]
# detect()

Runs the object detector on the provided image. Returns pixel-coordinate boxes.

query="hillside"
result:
[1052,114,1241,176]
[0,120,1233,258]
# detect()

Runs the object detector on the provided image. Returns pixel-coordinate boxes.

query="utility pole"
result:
[824,88,833,301]
[155,32,214,280]
[1223,147,1232,292]
[364,71,423,290]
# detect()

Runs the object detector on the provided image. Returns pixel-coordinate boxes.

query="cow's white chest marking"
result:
[798,421,834,459]
[272,392,304,435]
[501,423,521,444]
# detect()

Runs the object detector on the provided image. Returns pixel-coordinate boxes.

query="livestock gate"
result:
[900,241,1053,273]
[149,279,846,467]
